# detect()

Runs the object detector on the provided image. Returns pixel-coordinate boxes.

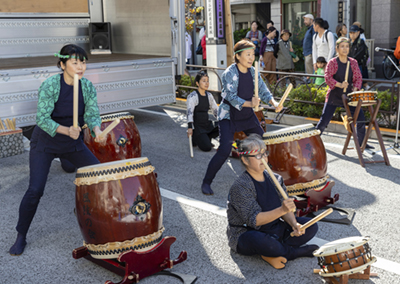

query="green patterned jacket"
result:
[36,74,101,137]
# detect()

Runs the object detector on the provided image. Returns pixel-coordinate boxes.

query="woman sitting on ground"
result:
[187,71,219,152]
[226,134,319,269]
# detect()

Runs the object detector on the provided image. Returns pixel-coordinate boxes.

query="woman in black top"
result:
[187,72,219,152]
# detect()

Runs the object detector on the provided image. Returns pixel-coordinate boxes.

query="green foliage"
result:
[177,75,195,98]
[234,28,250,44]
[370,89,398,128]
[290,24,307,72]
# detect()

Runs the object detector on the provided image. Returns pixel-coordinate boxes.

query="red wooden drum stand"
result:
[263,124,339,215]
[342,94,390,167]
[73,158,193,283]
[83,112,142,163]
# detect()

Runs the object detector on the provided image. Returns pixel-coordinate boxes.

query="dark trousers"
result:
[16,144,99,236]
[236,217,318,260]
[316,103,366,145]
[193,127,219,152]
[203,119,264,185]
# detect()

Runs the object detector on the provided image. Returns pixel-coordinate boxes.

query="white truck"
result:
[0,0,186,128]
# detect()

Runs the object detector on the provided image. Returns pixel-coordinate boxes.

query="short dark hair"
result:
[195,71,208,85]
[233,39,255,64]
[266,26,276,35]
[314,18,324,28]
[267,20,274,26]
[316,57,327,64]
[56,44,88,69]
[251,21,258,26]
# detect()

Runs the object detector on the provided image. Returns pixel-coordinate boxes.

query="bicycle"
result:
[376,47,400,79]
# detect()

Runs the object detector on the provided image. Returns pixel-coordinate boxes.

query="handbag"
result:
[289,42,299,63]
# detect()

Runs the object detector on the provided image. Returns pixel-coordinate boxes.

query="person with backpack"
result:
[312,18,335,72]
[348,25,370,89]
[302,14,315,78]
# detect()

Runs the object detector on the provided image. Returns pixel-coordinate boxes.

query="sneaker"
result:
[365,144,375,150]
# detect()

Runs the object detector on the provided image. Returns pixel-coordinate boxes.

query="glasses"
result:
[245,151,269,160]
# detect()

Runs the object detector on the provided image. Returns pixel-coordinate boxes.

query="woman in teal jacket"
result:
[9,44,105,256]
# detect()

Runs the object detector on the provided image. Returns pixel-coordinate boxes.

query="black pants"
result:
[193,126,219,152]
[16,143,99,236]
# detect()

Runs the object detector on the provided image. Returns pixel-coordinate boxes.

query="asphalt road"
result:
[1,106,399,284]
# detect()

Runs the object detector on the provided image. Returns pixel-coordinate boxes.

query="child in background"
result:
[314,57,327,85]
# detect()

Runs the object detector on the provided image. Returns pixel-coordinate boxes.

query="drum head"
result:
[100,112,135,122]
[313,236,370,257]
[262,123,320,145]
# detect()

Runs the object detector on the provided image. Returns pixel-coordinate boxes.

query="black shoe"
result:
[365,144,375,150]
[201,183,214,195]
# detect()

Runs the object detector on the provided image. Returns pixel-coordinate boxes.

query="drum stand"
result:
[72,236,196,284]
[341,95,390,167]
[314,266,378,284]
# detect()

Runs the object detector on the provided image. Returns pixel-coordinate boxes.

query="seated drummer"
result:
[9,44,106,256]
[187,71,219,152]
[227,134,319,269]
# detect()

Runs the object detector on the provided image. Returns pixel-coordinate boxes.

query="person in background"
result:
[352,22,366,42]
[260,26,277,84]
[348,25,370,89]
[312,18,335,72]
[201,34,207,66]
[274,29,296,87]
[246,21,263,60]
[187,72,219,152]
[227,134,319,269]
[266,20,279,44]
[302,14,315,80]
[314,56,327,85]
[335,23,347,38]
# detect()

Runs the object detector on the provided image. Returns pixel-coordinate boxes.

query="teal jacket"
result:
[36,74,101,137]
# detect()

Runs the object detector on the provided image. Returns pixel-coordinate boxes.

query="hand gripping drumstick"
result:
[254,61,259,112]
[96,118,120,140]
[261,158,296,212]
[290,208,333,237]
[189,135,194,158]
[343,61,350,93]
[73,74,79,128]
[275,83,293,113]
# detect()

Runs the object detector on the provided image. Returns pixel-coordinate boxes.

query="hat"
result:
[303,14,314,20]
[349,25,360,32]
[280,29,292,37]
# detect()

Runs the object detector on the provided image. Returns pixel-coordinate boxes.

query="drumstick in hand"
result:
[344,61,350,93]
[73,74,79,128]
[275,83,293,112]
[254,61,259,112]
[189,135,194,158]
[290,208,333,237]
[261,158,296,212]
[96,118,120,140]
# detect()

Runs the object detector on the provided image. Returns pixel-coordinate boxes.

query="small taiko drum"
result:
[74,157,164,259]
[314,236,377,277]
[347,90,377,107]
[83,112,141,163]
[262,124,328,196]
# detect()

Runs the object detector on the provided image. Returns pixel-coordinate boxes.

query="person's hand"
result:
[290,48,294,52]
[251,97,261,108]
[341,81,349,90]
[187,128,193,137]
[259,56,263,62]
[291,223,305,237]
[275,104,283,113]
[313,63,317,71]
[281,198,296,214]
[69,126,81,140]
[93,127,107,144]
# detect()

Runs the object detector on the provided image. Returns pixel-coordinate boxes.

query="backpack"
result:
[314,30,336,56]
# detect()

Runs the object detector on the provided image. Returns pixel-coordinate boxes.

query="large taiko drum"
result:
[314,236,377,277]
[347,90,377,107]
[262,124,328,196]
[83,112,141,163]
[74,157,164,259]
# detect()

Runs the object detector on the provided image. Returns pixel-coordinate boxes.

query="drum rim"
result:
[76,157,149,172]
[263,124,321,145]
[347,90,378,96]
[319,256,377,277]
[313,236,370,256]
[263,123,316,137]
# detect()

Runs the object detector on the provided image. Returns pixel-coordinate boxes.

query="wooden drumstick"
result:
[275,83,293,112]
[12,118,16,130]
[189,135,194,158]
[261,158,296,212]
[290,208,333,237]
[343,61,350,93]
[254,61,259,112]
[73,74,79,128]
[96,118,120,140]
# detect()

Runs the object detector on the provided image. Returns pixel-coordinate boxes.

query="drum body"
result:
[347,91,377,107]
[84,112,141,163]
[314,236,377,277]
[263,124,327,196]
[75,157,163,259]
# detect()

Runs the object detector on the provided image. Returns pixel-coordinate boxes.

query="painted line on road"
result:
[160,187,400,276]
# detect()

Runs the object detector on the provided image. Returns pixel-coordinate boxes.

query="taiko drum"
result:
[74,157,164,259]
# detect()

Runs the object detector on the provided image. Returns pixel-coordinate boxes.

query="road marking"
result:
[160,187,400,276]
